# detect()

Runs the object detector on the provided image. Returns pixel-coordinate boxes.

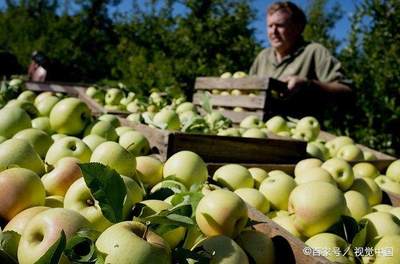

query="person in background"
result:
[249,1,352,118]
[28,51,47,82]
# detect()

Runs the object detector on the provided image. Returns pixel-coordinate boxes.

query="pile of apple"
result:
[0,90,279,263]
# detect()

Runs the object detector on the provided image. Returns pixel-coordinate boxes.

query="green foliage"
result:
[303,0,343,54]
[336,0,400,155]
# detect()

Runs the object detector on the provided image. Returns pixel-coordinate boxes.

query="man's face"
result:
[267,10,301,54]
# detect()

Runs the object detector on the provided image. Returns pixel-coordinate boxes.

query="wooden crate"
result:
[248,206,331,264]
[193,77,286,123]
[118,119,308,164]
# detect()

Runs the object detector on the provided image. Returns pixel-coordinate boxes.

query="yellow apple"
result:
[234,188,270,214]
[361,212,400,243]
[213,164,254,190]
[235,230,275,264]
[294,167,336,185]
[136,156,163,187]
[344,190,371,221]
[259,172,296,210]
[294,158,323,178]
[350,177,382,206]
[321,158,354,191]
[248,167,268,188]
[353,162,380,179]
[3,206,49,235]
[305,233,352,263]
[386,160,400,182]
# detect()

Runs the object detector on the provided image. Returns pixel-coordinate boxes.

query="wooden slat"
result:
[219,110,265,123]
[26,81,79,96]
[193,93,266,109]
[248,207,331,264]
[195,77,271,90]
[168,133,307,164]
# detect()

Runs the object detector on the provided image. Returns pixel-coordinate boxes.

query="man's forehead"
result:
[267,10,291,23]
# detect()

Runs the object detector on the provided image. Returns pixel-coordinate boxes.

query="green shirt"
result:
[249,41,349,84]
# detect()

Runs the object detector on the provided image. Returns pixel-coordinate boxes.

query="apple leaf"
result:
[0,230,19,264]
[326,215,359,243]
[351,219,369,248]
[34,230,66,264]
[79,163,127,223]
[145,187,175,200]
[64,228,101,263]
[200,91,213,114]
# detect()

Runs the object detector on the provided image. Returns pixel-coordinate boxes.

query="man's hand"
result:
[281,75,309,91]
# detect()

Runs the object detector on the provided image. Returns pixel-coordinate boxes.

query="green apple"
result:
[288,181,347,237]
[248,167,268,188]
[305,233,352,263]
[234,188,270,213]
[136,156,163,187]
[0,168,45,221]
[361,212,400,243]
[325,136,354,157]
[233,71,248,78]
[350,177,382,206]
[33,91,53,106]
[150,179,187,195]
[45,136,92,165]
[272,214,306,240]
[105,88,124,105]
[95,221,171,264]
[5,99,39,117]
[82,134,107,151]
[13,128,53,158]
[35,95,60,116]
[0,106,31,138]
[176,102,196,114]
[17,208,90,264]
[84,120,118,141]
[242,128,268,138]
[235,230,275,264]
[391,207,400,219]
[44,195,64,208]
[265,116,289,134]
[17,90,36,103]
[201,183,222,195]
[163,151,207,188]
[306,141,330,160]
[127,113,143,124]
[386,160,400,182]
[86,86,105,104]
[104,104,125,111]
[49,97,91,135]
[90,141,136,179]
[295,116,320,141]
[153,109,180,130]
[291,128,315,142]
[353,162,380,179]
[372,204,393,213]
[259,172,296,210]
[220,72,232,78]
[233,106,244,112]
[51,133,67,141]
[115,126,135,137]
[213,164,254,190]
[217,127,241,137]
[240,115,264,129]
[321,158,354,191]
[294,158,323,178]
[41,157,82,196]
[267,210,290,219]
[120,92,136,106]
[0,138,45,175]
[370,235,400,264]
[344,190,371,221]
[295,167,336,186]
[231,89,243,96]
[191,235,249,264]
[119,131,150,156]
[31,116,53,134]
[64,176,143,232]
[363,151,377,161]
[3,206,49,235]
[375,175,400,194]
[98,114,120,127]
[195,189,248,238]
[336,144,364,161]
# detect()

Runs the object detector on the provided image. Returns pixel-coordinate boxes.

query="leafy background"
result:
[0,0,399,156]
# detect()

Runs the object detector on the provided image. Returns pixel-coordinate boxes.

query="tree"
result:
[303,0,343,54]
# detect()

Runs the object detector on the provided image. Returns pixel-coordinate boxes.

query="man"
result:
[28,51,47,82]
[250,1,352,117]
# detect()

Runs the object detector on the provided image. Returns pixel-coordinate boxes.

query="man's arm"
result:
[281,75,352,95]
